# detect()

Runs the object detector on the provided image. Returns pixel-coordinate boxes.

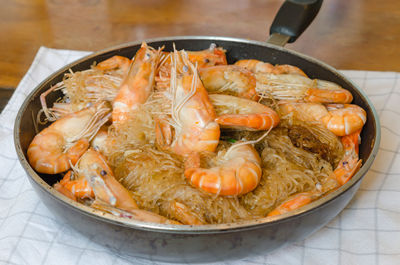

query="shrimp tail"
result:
[54,184,77,201]
[56,170,94,200]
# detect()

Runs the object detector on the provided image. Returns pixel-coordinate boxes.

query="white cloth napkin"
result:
[1,47,399,265]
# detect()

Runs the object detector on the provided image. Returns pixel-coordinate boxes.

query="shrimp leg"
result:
[155,118,174,148]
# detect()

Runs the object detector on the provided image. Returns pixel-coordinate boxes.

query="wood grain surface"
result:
[1,0,399,89]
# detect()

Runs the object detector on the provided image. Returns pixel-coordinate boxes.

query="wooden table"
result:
[1,0,399,93]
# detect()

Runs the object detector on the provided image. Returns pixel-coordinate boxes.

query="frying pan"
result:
[14,0,380,263]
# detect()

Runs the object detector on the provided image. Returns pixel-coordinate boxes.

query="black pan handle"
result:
[268,0,323,46]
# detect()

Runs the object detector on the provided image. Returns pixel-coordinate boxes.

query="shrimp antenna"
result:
[39,81,64,123]
[226,127,273,157]
[69,102,111,143]
[169,47,198,131]
[173,51,197,120]
[169,44,181,129]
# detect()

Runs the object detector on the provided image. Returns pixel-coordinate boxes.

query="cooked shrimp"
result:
[209,94,280,131]
[332,130,362,185]
[166,49,220,156]
[279,102,366,136]
[235,59,307,77]
[256,73,353,104]
[27,103,111,174]
[185,143,262,196]
[96,55,132,74]
[73,149,183,224]
[199,65,259,101]
[112,42,161,124]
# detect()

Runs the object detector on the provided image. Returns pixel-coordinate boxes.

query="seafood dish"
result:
[27,42,367,225]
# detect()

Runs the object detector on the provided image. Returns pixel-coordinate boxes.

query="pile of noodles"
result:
[56,64,345,225]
